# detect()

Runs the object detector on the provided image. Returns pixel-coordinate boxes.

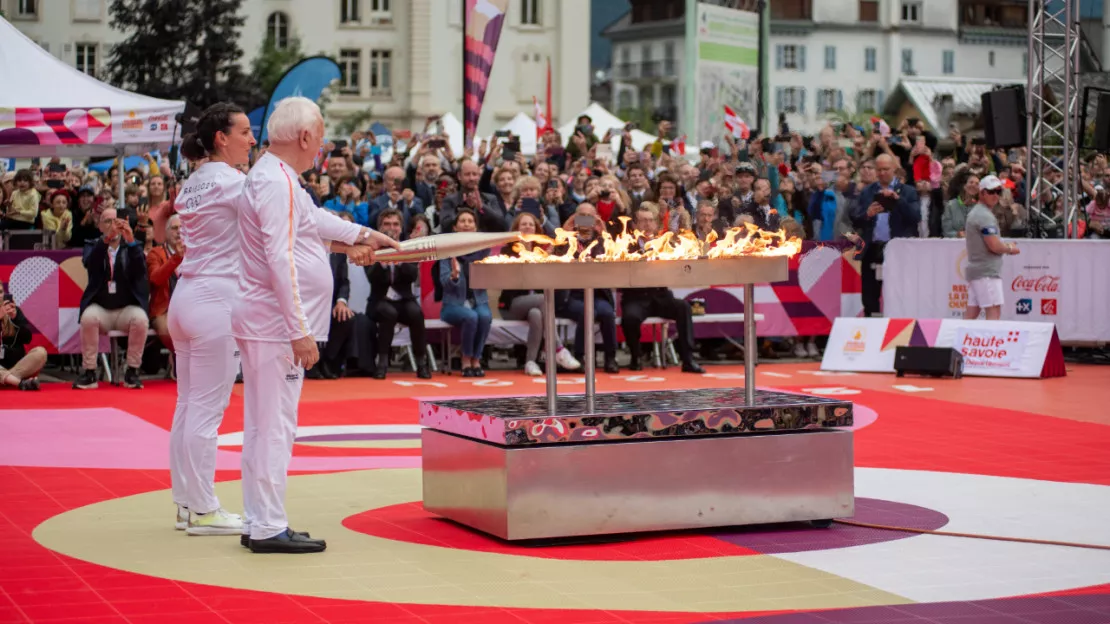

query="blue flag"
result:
[260,56,342,142]
[247,107,265,139]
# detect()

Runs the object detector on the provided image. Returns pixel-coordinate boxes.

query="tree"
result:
[251,35,306,100]
[105,0,264,110]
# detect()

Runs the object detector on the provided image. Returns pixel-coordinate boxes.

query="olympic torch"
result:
[372,231,522,264]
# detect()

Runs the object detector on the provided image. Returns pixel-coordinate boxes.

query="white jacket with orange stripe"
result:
[232,152,362,343]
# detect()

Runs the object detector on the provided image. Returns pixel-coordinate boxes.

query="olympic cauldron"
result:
[419,223,854,540]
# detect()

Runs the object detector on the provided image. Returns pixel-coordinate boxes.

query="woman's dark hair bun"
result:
[179,102,246,161]
[180,132,206,160]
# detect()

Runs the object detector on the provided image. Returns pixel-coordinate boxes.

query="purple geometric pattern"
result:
[709,594,1110,623]
[712,498,949,554]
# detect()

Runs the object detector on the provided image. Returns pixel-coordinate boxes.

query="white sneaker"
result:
[793,343,808,358]
[175,504,188,531]
[806,342,820,358]
[186,508,244,536]
[524,361,543,376]
[555,348,581,370]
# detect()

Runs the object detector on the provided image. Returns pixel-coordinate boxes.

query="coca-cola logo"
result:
[1011,275,1059,293]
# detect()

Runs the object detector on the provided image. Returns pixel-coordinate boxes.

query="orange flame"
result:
[482,218,802,264]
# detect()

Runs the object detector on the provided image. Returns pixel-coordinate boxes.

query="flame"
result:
[482,218,802,264]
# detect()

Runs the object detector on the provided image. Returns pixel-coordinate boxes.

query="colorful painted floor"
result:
[2,362,1110,624]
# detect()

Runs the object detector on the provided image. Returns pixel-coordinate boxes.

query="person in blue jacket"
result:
[439,208,492,377]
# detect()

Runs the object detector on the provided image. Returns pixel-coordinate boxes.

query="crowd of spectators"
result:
[2,112,1109,387]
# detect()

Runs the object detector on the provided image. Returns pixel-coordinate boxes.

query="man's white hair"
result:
[266,96,323,143]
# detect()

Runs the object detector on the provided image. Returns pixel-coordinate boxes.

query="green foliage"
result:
[333,106,375,139]
[251,35,306,99]
[616,107,657,135]
[105,0,264,109]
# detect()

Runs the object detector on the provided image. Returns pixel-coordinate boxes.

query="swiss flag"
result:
[671,134,686,156]
[724,105,750,140]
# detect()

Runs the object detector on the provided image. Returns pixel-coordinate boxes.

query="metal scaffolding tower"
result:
[1025,0,1083,238]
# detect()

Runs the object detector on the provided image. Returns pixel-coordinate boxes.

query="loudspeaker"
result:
[1094,92,1110,153]
[981,87,1026,149]
[893,346,963,379]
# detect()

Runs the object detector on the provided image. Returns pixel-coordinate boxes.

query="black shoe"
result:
[320,362,337,380]
[604,359,620,374]
[416,363,432,379]
[305,366,325,380]
[72,369,98,390]
[248,528,326,554]
[123,367,144,389]
[462,367,475,378]
[627,358,643,372]
[18,378,40,391]
[682,361,706,374]
[474,367,485,377]
[241,530,311,548]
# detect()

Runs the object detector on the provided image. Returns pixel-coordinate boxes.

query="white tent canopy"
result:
[0,16,185,158]
[556,102,660,155]
[499,112,537,155]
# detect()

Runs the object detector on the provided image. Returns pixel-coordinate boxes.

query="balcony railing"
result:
[616,60,679,80]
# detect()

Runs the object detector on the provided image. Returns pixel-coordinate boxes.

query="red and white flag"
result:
[671,134,687,156]
[723,105,750,140]
[534,96,550,138]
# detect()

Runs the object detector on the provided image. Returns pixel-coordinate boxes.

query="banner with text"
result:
[882,238,1110,342]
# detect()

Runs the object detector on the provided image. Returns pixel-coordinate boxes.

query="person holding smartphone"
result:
[0,281,45,391]
[555,204,620,373]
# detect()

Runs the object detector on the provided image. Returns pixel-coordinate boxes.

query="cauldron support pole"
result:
[544,288,558,416]
[744,283,756,405]
[583,288,596,414]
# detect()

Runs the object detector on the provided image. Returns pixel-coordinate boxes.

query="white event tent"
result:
[0,16,185,171]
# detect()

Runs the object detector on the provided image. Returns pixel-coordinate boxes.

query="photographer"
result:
[0,281,45,391]
[555,204,619,373]
[851,154,921,317]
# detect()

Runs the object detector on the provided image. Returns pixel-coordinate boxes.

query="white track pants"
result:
[167,277,239,513]
[237,338,303,541]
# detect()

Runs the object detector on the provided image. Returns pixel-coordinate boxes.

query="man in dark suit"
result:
[438,160,506,233]
[365,209,431,379]
[73,208,150,390]
[741,178,782,231]
[850,153,922,317]
[619,205,705,374]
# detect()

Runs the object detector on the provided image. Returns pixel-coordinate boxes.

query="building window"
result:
[341,0,361,24]
[942,50,954,74]
[865,47,876,72]
[266,12,289,48]
[339,48,360,94]
[824,45,836,70]
[661,83,677,108]
[370,0,390,15]
[663,41,676,75]
[988,50,995,67]
[370,50,392,96]
[859,0,878,22]
[857,89,877,113]
[75,42,97,78]
[901,48,913,74]
[901,1,921,24]
[817,88,840,113]
[638,85,653,109]
[777,44,804,71]
[770,0,812,20]
[618,90,633,110]
[73,0,102,21]
[16,0,37,17]
[520,0,540,25]
[777,87,805,114]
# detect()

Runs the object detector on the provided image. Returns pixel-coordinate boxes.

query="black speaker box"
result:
[981,87,1026,149]
[894,346,963,379]
[1094,92,1110,153]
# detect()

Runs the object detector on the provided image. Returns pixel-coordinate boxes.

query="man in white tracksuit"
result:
[232,97,397,554]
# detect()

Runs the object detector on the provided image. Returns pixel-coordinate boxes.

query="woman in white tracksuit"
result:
[168,103,255,535]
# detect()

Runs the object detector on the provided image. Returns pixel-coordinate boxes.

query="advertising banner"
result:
[691,3,760,144]
[821,317,1065,378]
[882,239,1110,342]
